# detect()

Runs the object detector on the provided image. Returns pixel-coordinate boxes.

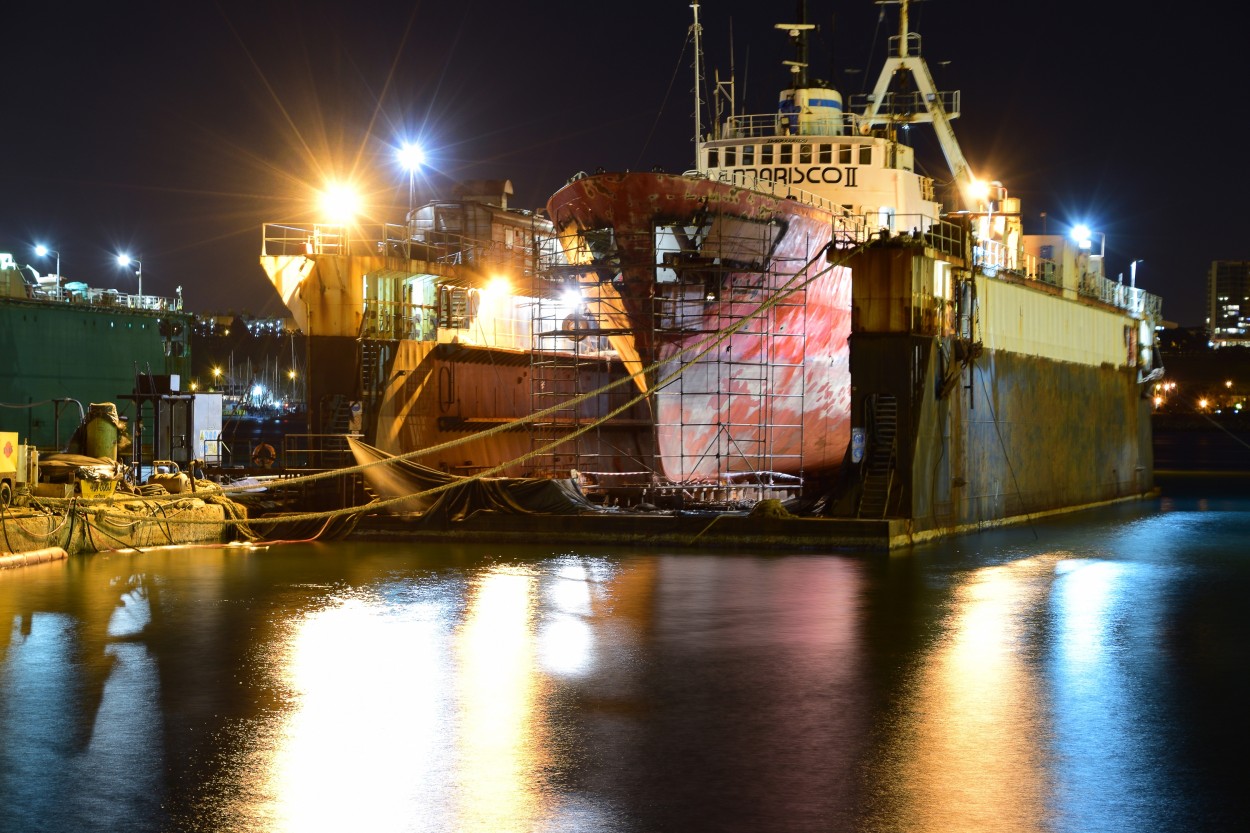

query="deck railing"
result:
[261,222,539,277]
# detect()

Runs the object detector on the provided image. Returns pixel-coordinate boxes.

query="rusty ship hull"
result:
[546,171,853,485]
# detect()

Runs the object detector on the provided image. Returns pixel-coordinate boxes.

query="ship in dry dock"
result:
[260,0,1164,539]
[543,0,1163,530]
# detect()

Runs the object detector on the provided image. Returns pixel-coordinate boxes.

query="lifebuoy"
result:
[562,312,591,342]
[251,443,276,468]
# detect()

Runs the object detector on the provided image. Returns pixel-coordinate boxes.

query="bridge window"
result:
[779,144,793,164]
[839,145,853,164]
[818,143,833,163]
[860,145,872,164]
[799,144,812,164]
[725,146,737,166]
[741,144,755,165]
[761,144,774,165]
[707,148,719,168]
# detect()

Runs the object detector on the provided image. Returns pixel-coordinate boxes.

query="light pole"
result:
[34,244,60,300]
[117,254,142,303]
[397,141,425,222]
[1130,258,1143,289]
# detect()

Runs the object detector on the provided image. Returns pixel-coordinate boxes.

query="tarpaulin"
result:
[348,437,599,521]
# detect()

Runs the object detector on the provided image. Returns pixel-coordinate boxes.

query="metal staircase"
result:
[360,340,384,402]
[858,394,898,519]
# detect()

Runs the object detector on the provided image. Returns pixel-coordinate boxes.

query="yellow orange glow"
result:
[262,595,448,831]
[456,568,549,830]
[867,557,1053,830]
[319,183,362,223]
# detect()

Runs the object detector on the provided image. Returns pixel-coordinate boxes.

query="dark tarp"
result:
[38,454,127,484]
[348,438,599,521]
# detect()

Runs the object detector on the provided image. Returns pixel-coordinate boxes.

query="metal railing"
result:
[857,220,1164,323]
[261,223,411,258]
[23,282,182,312]
[282,433,361,471]
[716,94,960,141]
[261,222,540,278]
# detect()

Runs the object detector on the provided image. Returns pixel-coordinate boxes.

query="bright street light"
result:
[397,141,425,216]
[1071,224,1105,258]
[319,183,361,224]
[117,253,142,301]
[34,244,60,299]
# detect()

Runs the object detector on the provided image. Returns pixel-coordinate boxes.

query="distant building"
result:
[1208,260,1250,346]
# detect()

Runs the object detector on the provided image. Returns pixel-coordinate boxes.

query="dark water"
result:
[1152,414,1250,471]
[3,487,1249,832]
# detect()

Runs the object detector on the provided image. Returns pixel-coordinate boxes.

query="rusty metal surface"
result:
[548,173,852,480]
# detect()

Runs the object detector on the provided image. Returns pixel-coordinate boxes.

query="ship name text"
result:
[732,166,859,187]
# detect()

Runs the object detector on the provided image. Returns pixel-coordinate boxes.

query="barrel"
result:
[85,403,120,459]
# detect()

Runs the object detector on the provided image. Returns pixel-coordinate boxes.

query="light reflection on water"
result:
[863,555,1056,833]
[1,495,1248,832]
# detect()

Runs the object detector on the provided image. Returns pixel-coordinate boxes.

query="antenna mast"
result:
[691,1,704,164]
[777,1,815,89]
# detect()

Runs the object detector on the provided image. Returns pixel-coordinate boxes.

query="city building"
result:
[1208,260,1250,346]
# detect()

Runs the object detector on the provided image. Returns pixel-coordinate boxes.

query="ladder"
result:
[858,395,897,519]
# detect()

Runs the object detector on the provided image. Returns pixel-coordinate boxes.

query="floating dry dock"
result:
[2,477,1160,558]
[344,493,1160,552]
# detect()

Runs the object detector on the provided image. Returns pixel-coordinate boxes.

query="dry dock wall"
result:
[846,242,1154,534]
[850,332,1152,534]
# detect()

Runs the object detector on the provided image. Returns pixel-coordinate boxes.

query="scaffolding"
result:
[527,254,639,480]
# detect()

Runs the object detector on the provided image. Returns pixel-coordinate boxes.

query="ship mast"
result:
[860,0,975,200]
[776,2,816,90]
[691,1,704,165]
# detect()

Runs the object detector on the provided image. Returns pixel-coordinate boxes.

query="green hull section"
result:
[0,299,191,450]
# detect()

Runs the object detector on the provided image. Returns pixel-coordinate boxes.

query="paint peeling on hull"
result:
[547,172,853,481]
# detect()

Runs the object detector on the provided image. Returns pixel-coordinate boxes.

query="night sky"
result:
[1,1,1242,327]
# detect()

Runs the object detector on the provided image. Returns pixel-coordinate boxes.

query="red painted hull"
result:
[547,172,852,482]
